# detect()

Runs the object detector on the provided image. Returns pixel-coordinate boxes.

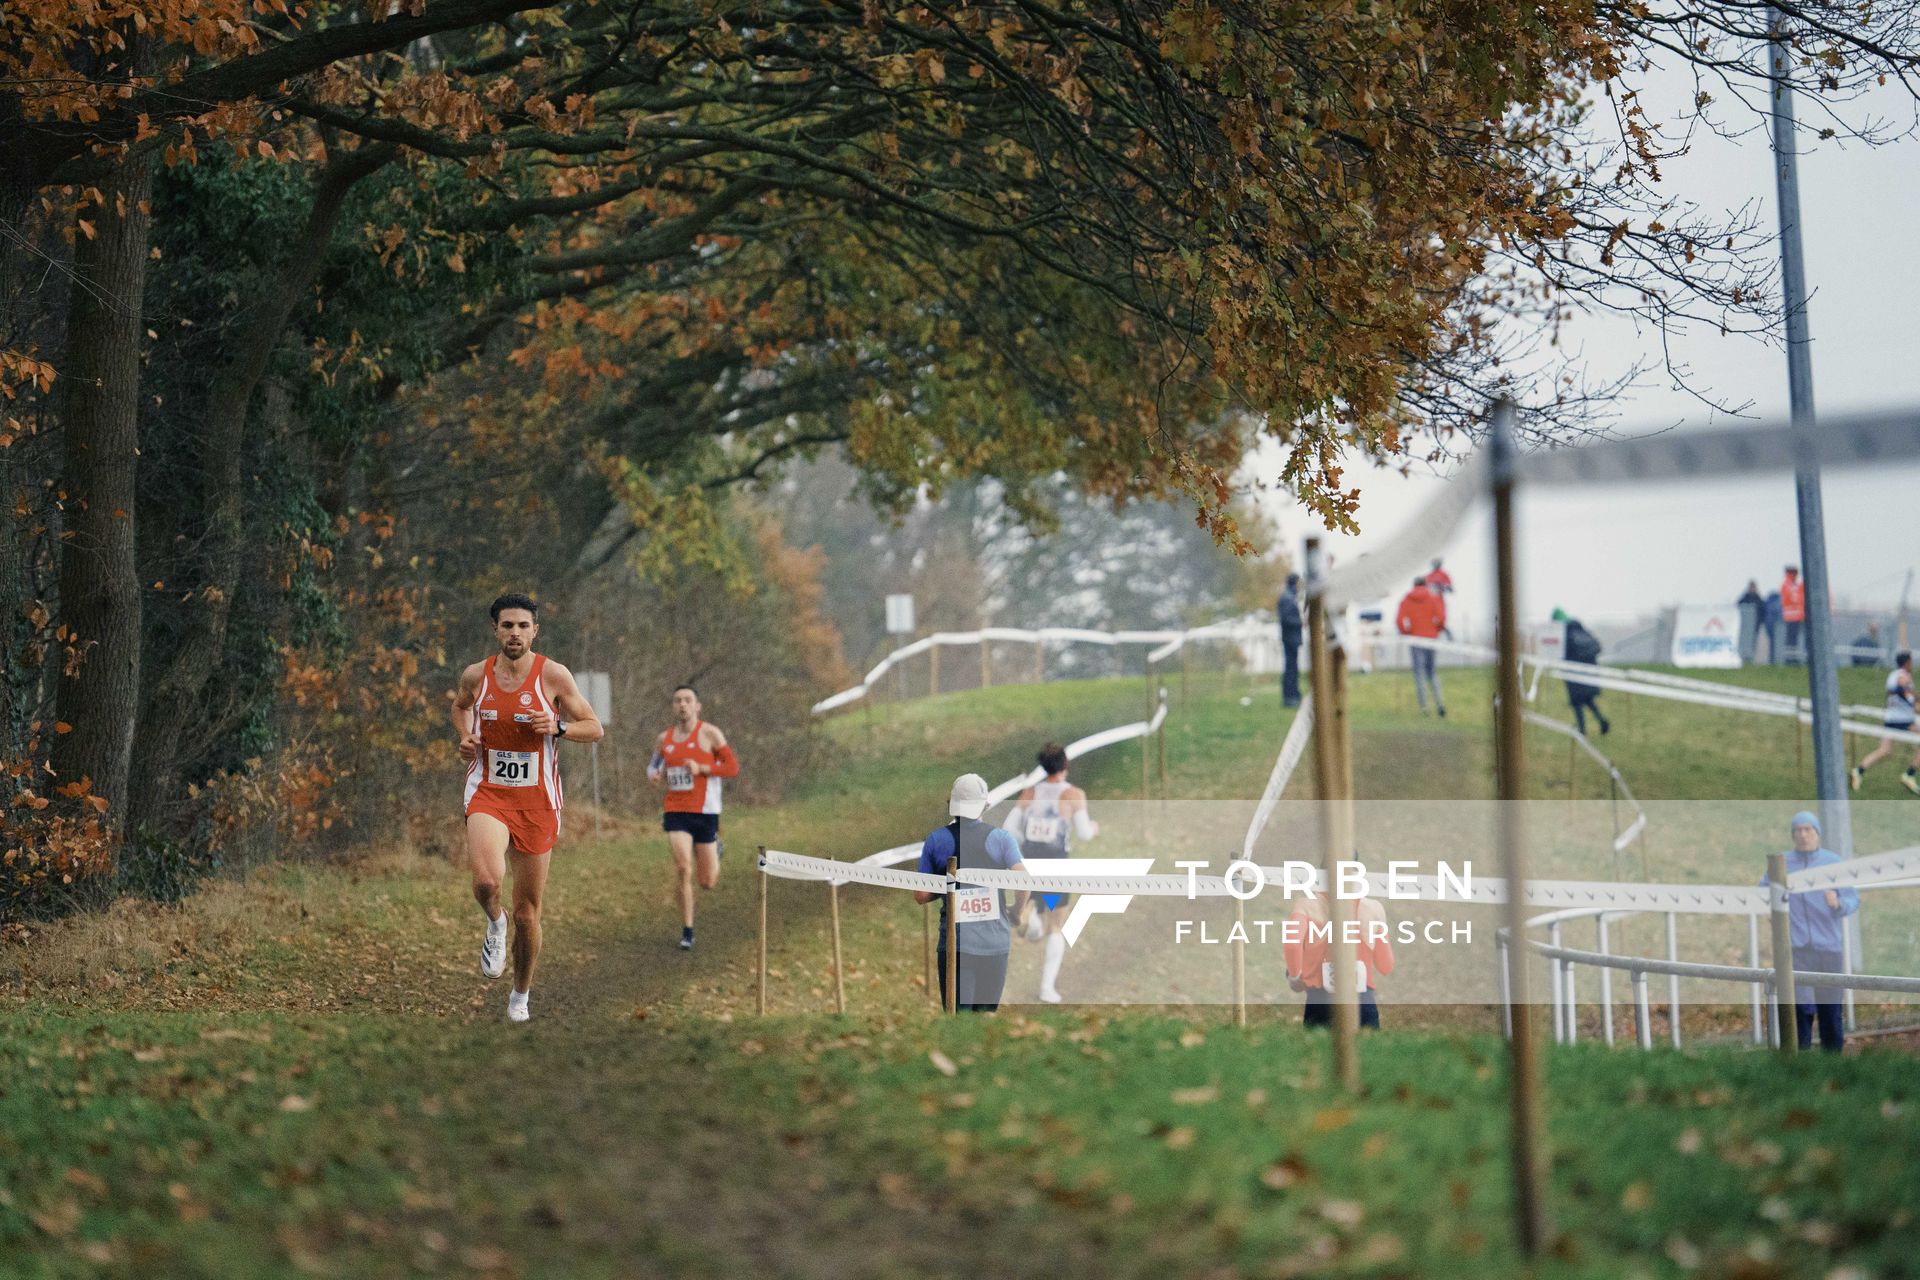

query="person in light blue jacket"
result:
[1759,811,1861,1052]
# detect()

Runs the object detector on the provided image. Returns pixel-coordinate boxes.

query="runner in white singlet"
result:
[1851,650,1919,795]
[1003,743,1098,1003]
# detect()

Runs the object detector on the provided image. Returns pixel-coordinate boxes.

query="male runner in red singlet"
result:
[647,684,739,950]
[452,592,603,1022]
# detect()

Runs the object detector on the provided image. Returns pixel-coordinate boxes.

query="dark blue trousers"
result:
[1793,946,1845,1053]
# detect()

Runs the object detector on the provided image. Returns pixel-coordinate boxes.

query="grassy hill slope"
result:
[2,667,1915,1278]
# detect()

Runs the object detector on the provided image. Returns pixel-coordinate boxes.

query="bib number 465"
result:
[951,886,998,921]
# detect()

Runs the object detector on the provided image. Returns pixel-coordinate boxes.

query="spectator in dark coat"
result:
[1849,622,1883,667]
[1736,580,1764,665]
[1554,607,1609,736]
[1277,574,1304,708]
[1761,590,1784,665]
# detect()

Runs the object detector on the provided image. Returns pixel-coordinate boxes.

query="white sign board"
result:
[1671,606,1742,668]
[578,671,613,725]
[884,593,915,635]
[1529,621,1565,663]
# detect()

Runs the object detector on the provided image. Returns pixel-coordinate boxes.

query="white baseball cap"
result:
[948,773,989,819]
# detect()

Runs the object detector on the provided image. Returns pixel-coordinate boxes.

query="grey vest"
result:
[939,817,1012,956]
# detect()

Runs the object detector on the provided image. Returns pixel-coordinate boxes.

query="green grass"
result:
[2,667,1917,1277]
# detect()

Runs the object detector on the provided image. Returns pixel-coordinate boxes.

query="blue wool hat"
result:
[1790,810,1821,835]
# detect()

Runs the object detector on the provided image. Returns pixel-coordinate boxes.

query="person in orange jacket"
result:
[1284,889,1393,1029]
[1780,566,1806,664]
[1396,575,1447,717]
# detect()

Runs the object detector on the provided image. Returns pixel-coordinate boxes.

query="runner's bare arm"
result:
[450,664,483,761]
[529,662,604,742]
[1001,787,1034,833]
[1065,785,1099,839]
[694,724,738,778]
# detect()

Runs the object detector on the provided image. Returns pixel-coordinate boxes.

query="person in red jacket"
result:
[1396,576,1447,717]
[1284,890,1394,1029]
[1780,566,1806,664]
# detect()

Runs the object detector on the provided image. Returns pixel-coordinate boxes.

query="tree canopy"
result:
[5,0,1920,902]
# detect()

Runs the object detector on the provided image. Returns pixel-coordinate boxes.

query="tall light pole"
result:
[1766,11,1852,859]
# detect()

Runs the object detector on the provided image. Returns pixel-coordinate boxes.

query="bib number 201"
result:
[488,750,538,787]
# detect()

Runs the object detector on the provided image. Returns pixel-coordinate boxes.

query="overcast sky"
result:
[1250,67,1920,636]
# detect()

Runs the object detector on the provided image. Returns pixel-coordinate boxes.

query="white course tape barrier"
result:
[1304,402,1919,622]
[1514,406,1920,488]
[1520,710,1649,851]
[1529,654,1920,746]
[1146,619,1266,664]
[1320,456,1487,613]
[761,848,1914,915]
[844,696,1171,876]
[1787,844,1920,893]
[760,849,949,893]
[959,867,1237,897]
[815,626,1240,715]
[1242,693,1315,861]
[1574,664,1881,723]
[1402,634,1920,748]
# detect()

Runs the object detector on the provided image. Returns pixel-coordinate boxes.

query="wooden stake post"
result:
[1234,897,1249,1028]
[1141,665,1154,826]
[828,878,847,1015]
[1491,401,1551,1257]
[757,846,769,1016]
[1329,645,1361,1069]
[923,901,936,1003]
[944,854,959,1013]
[1157,696,1169,797]
[1304,538,1360,1095]
[929,643,940,697]
[1767,852,1799,1055]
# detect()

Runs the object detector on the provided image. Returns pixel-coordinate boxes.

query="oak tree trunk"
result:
[51,148,156,835]
[125,145,394,834]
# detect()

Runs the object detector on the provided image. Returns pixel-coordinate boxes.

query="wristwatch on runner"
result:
[554,719,567,739]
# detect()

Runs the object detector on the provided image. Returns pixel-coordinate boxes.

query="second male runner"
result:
[647,684,739,950]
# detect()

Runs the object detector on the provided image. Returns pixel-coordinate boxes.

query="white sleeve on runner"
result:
[1001,804,1026,835]
[1073,808,1097,841]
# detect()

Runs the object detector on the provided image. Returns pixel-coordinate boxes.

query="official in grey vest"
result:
[913,774,1031,1012]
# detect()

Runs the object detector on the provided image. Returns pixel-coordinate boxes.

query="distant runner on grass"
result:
[647,684,739,951]
[453,592,604,1024]
[1851,649,1919,795]
[1003,743,1099,1004]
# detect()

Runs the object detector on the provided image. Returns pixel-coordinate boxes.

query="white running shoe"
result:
[480,915,507,979]
[507,991,530,1023]
[1039,987,1063,1005]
